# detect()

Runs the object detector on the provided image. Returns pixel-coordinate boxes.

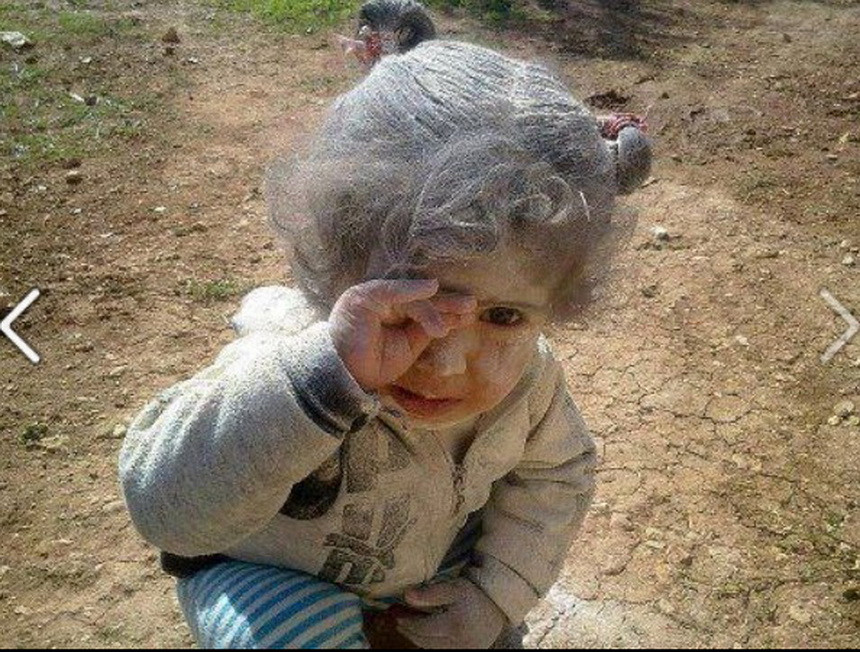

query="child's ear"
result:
[609,127,653,194]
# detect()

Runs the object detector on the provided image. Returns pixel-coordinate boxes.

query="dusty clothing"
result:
[119,286,596,624]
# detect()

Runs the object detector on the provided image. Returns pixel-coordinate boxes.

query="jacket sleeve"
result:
[118,321,378,557]
[466,354,597,625]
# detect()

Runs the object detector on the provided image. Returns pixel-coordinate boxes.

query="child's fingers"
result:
[429,293,477,315]
[403,300,447,339]
[403,583,459,608]
[352,279,439,313]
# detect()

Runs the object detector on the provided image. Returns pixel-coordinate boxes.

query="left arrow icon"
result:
[1,289,41,364]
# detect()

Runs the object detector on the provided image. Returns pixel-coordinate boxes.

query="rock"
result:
[846,415,860,427]
[65,170,83,185]
[782,33,792,43]
[641,284,658,298]
[842,254,855,267]
[840,239,851,249]
[834,400,856,418]
[108,365,128,378]
[161,27,180,44]
[828,415,842,426]
[826,153,839,161]
[79,56,92,64]
[644,540,665,550]
[13,605,31,616]
[651,225,670,241]
[610,512,635,532]
[112,424,127,439]
[38,435,69,452]
[788,604,811,625]
[102,500,125,514]
[1,31,33,50]
[734,335,750,347]
[0,565,9,578]
[153,206,167,214]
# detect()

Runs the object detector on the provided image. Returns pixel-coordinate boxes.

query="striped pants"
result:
[177,515,480,649]
[177,562,371,649]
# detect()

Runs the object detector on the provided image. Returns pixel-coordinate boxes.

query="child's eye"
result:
[480,307,525,326]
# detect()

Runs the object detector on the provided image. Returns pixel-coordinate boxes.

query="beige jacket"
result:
[119,286,596,624]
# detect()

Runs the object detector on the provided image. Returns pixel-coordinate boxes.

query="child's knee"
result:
[177,562,368,649]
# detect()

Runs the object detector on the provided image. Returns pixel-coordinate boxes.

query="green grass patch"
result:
[20,422,49,448]
[0,4,156,171]
[215,0,361,32]
[180,278,248,304]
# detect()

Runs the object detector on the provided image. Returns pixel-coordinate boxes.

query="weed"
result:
[216,0,360,32]
[20,422,48,447]
[181,278,247,304]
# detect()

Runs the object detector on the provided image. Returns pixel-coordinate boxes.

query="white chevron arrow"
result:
[1,288,40,364]
[820,289,858,363]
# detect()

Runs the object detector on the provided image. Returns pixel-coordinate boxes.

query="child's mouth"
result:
[388,385,463,418]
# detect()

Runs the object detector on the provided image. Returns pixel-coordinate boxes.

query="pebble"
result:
[0,566,9,578]
[847,415,860,427]
[1,31,33,50]
[102,500,125,515]
[65,170,83,185]
[828,415,842,426]
[651,225,670,241]
[735,335,750,347]
[13,605,31,616]
[112,424,127,439]
[788,604,811,625]
[641,284,658,298]
[842,254,855,267]
[153,206,167,214]
[610,512,635,532]
[834,400,856,418]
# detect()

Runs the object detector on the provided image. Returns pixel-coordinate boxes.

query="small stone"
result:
[610,512,635,532]
[641,284,658,298]
[0,566,10,578]
[153,206,167,214]
[1,31,33,50]
[828,415,842,426]
[112,424,127,439]
[840,239,851,249]
[38,435,69,452]
[651,225,670,241]
[842,254,855,267]
[826,153,839,161]
[13,605,31,616]
[186,57,199,64]
[847,415,860,427]
[162,27,180,44]
[102,500,125,515]
[788,604,811,625]
[782,33,792,43]
[65,170,83,185]
[735,335,749,347]
[79,56,92,64]
[834,400,856,418]
[644,540,665,550]
[108,365,128,378]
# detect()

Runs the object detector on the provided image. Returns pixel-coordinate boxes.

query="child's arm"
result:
[119,322,377,557]
[465,357,597,625]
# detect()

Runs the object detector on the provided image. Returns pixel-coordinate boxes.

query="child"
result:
[119,33,651,650]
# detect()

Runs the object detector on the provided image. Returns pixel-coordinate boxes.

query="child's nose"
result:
[416,328,476,377]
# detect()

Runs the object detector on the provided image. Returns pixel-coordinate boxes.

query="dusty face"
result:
[375,245,553,426]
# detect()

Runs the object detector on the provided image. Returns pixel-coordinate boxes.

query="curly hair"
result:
[266,40,651,318]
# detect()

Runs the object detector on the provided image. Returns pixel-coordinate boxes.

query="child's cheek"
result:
[472,335,535,391]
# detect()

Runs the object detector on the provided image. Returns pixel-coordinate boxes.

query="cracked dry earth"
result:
[1,0,859,648]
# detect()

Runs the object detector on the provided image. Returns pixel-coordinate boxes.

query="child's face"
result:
[375,245,552,426]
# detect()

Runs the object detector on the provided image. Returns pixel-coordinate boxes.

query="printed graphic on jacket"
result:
[318,425,416,587]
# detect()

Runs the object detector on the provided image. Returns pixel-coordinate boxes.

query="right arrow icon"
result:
[1,288,41,364]
[820,289,858,363]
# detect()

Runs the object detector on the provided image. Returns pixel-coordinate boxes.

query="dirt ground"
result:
[1,0,858,648]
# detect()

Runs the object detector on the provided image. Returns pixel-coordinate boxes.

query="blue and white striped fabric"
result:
[177,563,369,649]
[177,513,483,649]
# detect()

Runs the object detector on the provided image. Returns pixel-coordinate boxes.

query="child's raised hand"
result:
[330,279,476,391]
[397,578,508,648]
